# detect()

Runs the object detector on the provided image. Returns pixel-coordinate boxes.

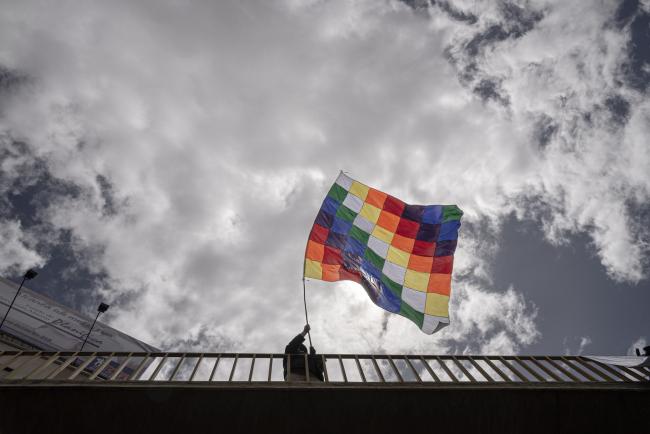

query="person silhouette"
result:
[634,346,650,357]
[283,324,324,382]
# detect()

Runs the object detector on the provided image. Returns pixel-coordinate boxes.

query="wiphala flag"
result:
[304,172,462,334]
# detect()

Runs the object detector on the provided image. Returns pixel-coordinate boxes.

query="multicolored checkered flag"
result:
[304,172,462,334]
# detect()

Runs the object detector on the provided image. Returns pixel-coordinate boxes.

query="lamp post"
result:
[79,302,110,352]
[0,269,38,330]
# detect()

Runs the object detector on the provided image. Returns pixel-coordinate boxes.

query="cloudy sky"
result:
[1,0,648,356]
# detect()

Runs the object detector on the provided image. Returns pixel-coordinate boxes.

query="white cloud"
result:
[563,336,592,355]
[0,220,43,275]
[627,336,647,356]
[0,0,646,352]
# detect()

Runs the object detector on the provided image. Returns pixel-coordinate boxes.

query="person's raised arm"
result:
[285,324,310,353]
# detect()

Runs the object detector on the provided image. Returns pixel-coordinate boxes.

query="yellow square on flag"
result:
[386,245,410,268]
[372,225,395,244]
[360,203,381,223]
[404,269,429,292]
[305,259,323,280]
[349,181,369,201]
[425,293,449,317]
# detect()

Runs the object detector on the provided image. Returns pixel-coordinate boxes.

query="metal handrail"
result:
[0,351,647,385]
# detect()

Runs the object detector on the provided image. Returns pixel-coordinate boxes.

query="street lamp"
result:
[0,269,38,330]
[79,302,110,352]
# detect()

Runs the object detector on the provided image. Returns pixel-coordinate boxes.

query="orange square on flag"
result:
[322,264,340,281]
[391,233,415,253]
[377,210,400,232]
[365,188,387,209]
[408,254,433,273]
[427,273,451,295]
[306,240,324,262]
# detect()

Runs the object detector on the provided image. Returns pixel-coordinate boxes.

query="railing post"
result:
[338,356,348,383]
[228,354,239,382]
[370,355,385,383]
[354,356,366,383]
[249,355,256,382]
[436,357,459,382]
[209,355,221,382]
[387,356,403,383]
[189,355,204,382]
[419,357,439,382]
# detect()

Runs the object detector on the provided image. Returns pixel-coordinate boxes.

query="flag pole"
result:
[302,276,312,347]
[302,192,316,348]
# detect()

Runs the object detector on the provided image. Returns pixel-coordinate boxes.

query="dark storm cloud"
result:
[615,0,650,92]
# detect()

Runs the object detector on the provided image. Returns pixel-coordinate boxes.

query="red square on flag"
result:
[431,256,453,274]
[412,240,435,256]
[396,218,419,239]
[339,268,362,283]
[323,245,343,265]
[383,195,405,216]
[309,224,329,244]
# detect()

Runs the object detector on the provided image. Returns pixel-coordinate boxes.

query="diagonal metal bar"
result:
[228,354,239,382]
[24,352,61,380]
[168,355,186,382]
[514,357,546,382]
[338,355,348,383]
[419,357,439,382]
[561,357,596,382]
[573,357,615,382]
[149,355,168,381]
[612,364,646,381]
[404,356,421,382]
[387,356,403,383]
[528,357,562,382]
[88,353,116,381]
[370,355,385,383]
[129,355,151,381]
[46,355,78,380]
[544,357,580,382]
[467,357,494,382]
[584,358,630,382]
[483,357,511,381]
[435,357,458,382]
[209,355,221,382]
[68,353,98,380]
[249,355,256,382]
[109,353,134,381]
[499,357,528,382]
[450,356,476,382]
[354,356,366,383]
[189,355,204,382]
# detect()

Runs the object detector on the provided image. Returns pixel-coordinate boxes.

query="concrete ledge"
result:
[0,384,648,433]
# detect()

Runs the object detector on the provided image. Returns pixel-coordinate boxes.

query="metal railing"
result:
[1,351,648,385]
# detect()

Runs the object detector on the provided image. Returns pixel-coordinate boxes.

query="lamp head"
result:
[97,302,110,313]
[24,269,38,280]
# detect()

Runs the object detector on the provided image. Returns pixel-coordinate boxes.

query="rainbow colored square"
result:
[305,173,462,334]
